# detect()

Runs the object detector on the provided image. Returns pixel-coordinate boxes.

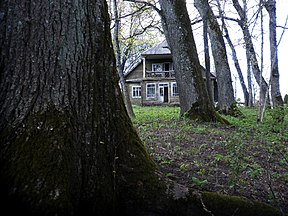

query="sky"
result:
[186,0,288,101]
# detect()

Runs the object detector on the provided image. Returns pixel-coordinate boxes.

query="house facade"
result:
[124,41,217,106]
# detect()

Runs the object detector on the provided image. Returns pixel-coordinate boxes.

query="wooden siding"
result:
[125,63,143,80]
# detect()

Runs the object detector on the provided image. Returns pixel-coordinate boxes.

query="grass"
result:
[132,105,288,214]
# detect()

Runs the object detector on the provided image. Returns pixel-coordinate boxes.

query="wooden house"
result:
[124,40,217,106]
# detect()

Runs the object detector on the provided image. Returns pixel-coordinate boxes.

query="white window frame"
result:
[146,83,156,98]
[132,86,141,98]
[171,82,179,97]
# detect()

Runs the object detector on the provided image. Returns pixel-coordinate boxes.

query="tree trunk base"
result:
[186,102,230,125]
[217,102,244,118]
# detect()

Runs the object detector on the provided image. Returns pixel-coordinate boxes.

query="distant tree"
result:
[215,0,250,107]
[284,94,288,104]
[264,0,284,108]
[194,0,242,116]
[158,0,230,123]
[0,0,282,215]
[110,0,162,117]
[202,2,212,102]
[232,0,270,107]
[112,0,135,118]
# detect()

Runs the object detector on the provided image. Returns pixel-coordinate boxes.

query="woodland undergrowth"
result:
[132,105,288,215]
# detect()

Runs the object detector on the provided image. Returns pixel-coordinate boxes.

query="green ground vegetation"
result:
[132,105,288,215]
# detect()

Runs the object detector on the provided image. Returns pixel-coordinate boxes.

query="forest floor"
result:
[132,105,288,215]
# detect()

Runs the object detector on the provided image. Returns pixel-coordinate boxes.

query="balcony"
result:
[146,70,175,78]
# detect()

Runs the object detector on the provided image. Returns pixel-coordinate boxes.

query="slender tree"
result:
[112,0,135,118]
[264,0,284,108]
[232,0,270,107]
[203,8,212,102]
[0,0,281,215]
[194,0,240,116]
[216,0,250,106]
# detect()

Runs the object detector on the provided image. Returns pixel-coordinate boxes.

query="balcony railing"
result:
[146,70,175,78]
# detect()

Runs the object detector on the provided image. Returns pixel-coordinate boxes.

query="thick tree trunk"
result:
[264,0,284,108]
[0,0,282,215]
[158,0,228,123]
[0,0,142,214]
[194,0,240,116]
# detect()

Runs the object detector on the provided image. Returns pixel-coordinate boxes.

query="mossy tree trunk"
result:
[0,0,282,215]
[0,0,144,214]
[194,0,242,116]
[158,0,228,123]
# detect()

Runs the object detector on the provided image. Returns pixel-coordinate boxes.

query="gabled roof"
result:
[124,59,142,78]
[125,40,216,78]
[142,40,171,56]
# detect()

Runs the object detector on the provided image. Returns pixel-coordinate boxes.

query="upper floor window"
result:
[152,64,163,72]
[152,62,173,72]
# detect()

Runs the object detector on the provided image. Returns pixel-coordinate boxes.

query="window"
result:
[152,63,173,72]
[171,82,179,97]
[132,86,141,98]
[152,63,163,72]
[146,83,156,98]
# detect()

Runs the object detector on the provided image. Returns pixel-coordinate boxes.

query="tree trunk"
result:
[216,0,249,106]
[264,0,284,108]
[232,0,269,106]
[203,13,213,102]
[247,52,254,106]
[0,0,141,214]
[158,0,228,123]
[194,0,240,116]
[0,0,282,215]
[112,0,135,118]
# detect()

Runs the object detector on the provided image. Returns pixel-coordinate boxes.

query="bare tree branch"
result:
[124,0,161,14]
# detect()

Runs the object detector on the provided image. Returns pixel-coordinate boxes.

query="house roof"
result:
[125,40,216,78]
[142,40,171,57]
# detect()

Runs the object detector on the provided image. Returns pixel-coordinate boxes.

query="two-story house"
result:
[124,40,217,106]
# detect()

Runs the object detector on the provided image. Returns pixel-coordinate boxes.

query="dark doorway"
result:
[164,86,169,103]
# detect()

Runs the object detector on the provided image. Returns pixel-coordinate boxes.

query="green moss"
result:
[186,101,230,125]
[0,105,80,215]
[217,102,244,118]
[201,192,281,216]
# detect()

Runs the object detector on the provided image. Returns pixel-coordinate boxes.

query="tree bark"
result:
[158,0,228,123]
[194,0,239,116]
[215,0,249,106]
[264,0,284,108]
[0,0,141,214]
[203,12,212,102]
[0,0,282,215]
[247,51,254,106]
